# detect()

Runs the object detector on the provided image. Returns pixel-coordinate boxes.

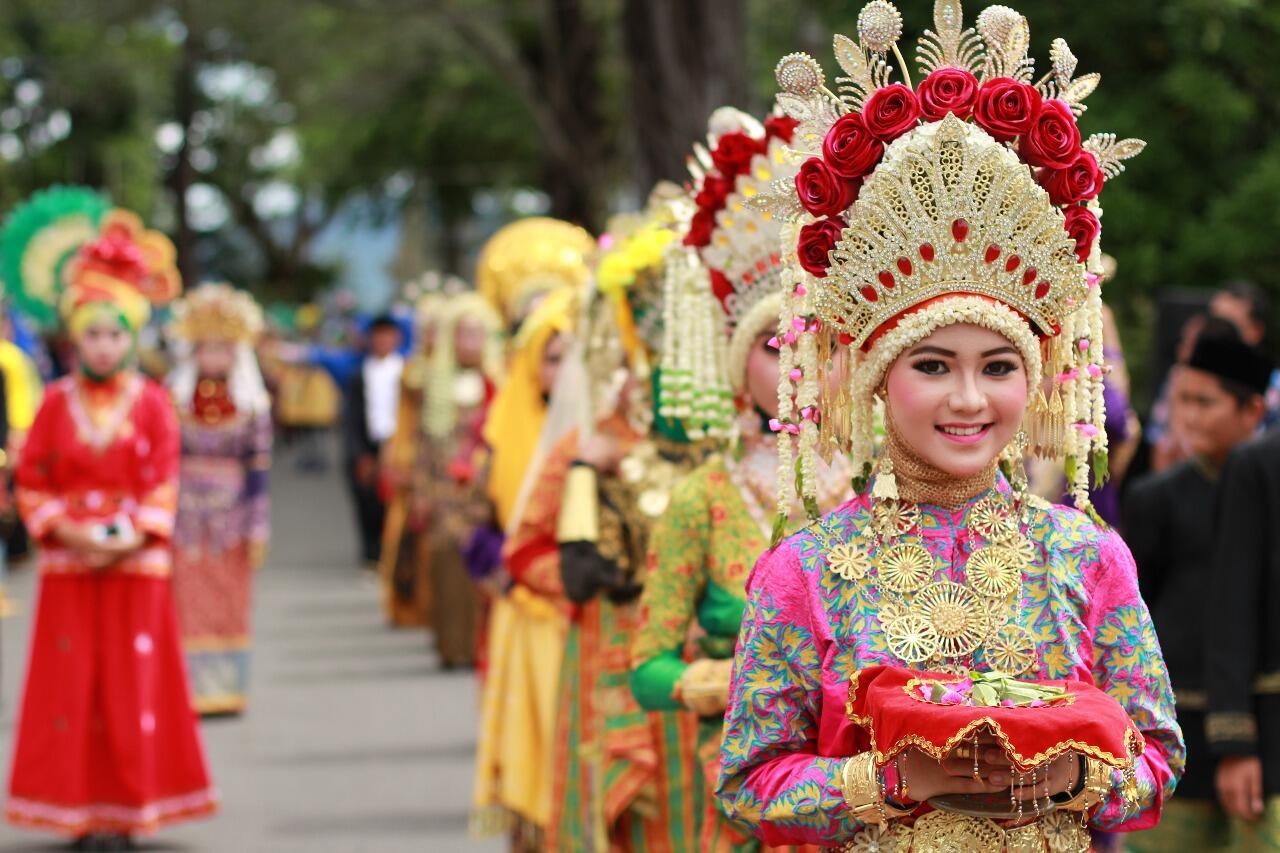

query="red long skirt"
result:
[6,570,217,836]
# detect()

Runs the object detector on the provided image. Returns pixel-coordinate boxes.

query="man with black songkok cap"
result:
[1124,324,1273,850]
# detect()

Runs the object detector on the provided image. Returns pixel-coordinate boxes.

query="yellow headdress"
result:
[168,282,265,345]
[752,0,1144,516]
[474,217,594,326]
[483,286,577,530]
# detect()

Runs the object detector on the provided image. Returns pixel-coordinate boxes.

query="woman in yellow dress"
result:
[470,218,594,847]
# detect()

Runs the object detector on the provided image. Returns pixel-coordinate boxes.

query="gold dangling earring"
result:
[1004,429,1031,506]
[872,455,899,502]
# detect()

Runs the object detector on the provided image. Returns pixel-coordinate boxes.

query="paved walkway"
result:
[0,438,501,852]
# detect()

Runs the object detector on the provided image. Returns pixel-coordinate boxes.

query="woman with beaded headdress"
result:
[716,4,1182,851]
[375,275,455,629]
[470,218,592,848]
[532,192,715,851]
[627,108,853,853]
[166,282,272,716]
[412,287,504,667]
[1,190,216,847]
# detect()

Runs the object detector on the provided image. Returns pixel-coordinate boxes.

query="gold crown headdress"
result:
[754,0,1144,519]
[474,217,595,326]
[168,282,264,345]
[660,108,802,439]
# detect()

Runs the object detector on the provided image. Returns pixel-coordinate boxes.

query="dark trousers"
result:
[347,456,386,564]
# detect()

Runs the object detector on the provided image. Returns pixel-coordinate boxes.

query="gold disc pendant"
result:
[877,541,935,594]
[914,581,989,658]
[965,545,1022,599]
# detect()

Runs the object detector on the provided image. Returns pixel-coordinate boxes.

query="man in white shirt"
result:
[343,316,404,568]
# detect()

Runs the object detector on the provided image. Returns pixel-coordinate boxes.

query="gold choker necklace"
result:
[882,413,998,509]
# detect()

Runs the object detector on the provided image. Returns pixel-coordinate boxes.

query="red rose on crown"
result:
[822,113,884,178]
[863,83,921,142]
[684,208,716,248]
[917,68,979,121]
[765,115,799,142]
[797,217,846,278]
[712,132,766,176]
[1062,206,1100,264]
[795,158,859,218]
[1039,150,1104,206]
[1020,99,1081,169]
[973,76,1042,142]
[695,173,735,211]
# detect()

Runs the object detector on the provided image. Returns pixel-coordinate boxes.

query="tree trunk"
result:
[536,0,608,230]
[621,0,749,191]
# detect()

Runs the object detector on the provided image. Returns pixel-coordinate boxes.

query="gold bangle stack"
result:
[1057,756,1112,813]
[840,753,914,826]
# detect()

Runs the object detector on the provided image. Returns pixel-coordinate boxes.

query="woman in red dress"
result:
[2,198,216,849]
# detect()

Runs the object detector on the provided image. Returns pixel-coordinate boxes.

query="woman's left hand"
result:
[959,738,1078,797]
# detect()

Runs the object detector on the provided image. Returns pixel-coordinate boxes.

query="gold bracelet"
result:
[555,464,600,543]
[1058,756,1112,812]
[840,753,913,825]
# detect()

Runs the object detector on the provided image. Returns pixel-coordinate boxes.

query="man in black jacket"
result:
[1206,425,1280,836]
[1124,327,1272,849]
[343,316,403,568]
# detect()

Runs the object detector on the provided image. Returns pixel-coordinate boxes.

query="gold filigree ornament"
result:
[968,496,1018,542]
[876,541,935,593]
[965,545,1023,598]
[1004,822,1045,853]
[877,596,907,624]
[1040,810,1091,853]
[883,611,939,663]
[828,541,872,581]
[1006,534,1040,569]
[776,52,825,96]
[915,581,990,658]
[910,810,1004,853]
[872,499,920,537]
[840,821,912,853]
[985,622,1037,675]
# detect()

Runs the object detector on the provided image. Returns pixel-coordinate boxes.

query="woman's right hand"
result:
[897,740,1012,802]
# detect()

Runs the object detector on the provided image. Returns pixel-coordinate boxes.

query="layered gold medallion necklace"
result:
[825,451,1040,676]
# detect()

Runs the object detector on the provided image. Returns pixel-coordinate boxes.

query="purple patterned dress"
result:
[171,385,272,715]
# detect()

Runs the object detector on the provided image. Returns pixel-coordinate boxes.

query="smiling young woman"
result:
[714,4,1182,851]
